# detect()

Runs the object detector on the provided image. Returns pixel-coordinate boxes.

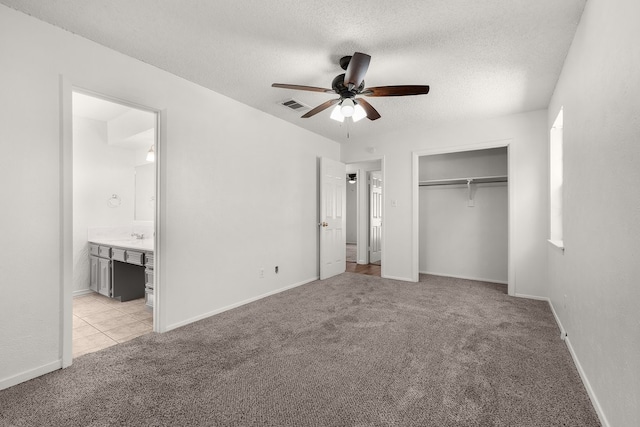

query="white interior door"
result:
[320,157,346,279]
[369,171,382,264]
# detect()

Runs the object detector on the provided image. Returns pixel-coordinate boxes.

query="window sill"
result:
[548,239,565,252]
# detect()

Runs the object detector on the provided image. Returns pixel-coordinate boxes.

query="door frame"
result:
[345,156,385,277]
[368,170,383,264]
[60,77,165,368]
[411,139,514,295]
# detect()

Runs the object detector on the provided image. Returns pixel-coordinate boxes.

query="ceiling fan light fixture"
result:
[352,104,367,122]
[340,98,355,117]
[330,105,345,122]
[272,52,430,122]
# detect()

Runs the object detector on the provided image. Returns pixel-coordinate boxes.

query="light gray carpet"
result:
[0,274,600,426]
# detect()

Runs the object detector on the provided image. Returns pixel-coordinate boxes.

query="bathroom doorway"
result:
[70,91,159,358]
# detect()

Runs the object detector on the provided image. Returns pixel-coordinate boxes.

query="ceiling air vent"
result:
[280,99,309,112]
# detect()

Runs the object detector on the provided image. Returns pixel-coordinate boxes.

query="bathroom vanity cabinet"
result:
[89,241,153,302]
[144,253,154,309]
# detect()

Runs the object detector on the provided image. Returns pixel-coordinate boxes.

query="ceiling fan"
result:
[272,52,429,122]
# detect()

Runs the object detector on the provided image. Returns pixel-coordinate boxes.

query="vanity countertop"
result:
[89,238,154,252]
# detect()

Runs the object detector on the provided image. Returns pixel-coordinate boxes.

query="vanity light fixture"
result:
[146,145,155,162]
[347,173,357,184]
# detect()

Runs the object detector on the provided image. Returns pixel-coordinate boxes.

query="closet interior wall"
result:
[419,147,508,283]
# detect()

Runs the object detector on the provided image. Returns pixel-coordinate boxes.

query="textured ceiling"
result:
[2,0,586,143]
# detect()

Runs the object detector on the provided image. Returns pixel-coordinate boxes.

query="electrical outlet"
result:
[275,266,279,274]
[259,268,264,278]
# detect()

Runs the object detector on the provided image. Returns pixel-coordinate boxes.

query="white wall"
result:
[418,147,508,181]
[419,149,508,283]
[342,110,548,294]
[134,163,155,222]
[547,0,640,425]
[73,116,137,293]
[0,6,339,389]
[419,184,507,282]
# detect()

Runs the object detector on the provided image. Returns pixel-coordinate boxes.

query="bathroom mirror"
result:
[134,163,155,221]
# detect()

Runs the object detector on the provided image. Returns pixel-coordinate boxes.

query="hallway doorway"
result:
[345,160,383,277]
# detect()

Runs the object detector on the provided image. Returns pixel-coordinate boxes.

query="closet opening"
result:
[417,147,509,288]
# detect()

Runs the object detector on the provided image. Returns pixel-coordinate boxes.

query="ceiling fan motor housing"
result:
[332,73,364,99]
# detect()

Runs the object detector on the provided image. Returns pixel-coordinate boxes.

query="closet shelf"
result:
[419,175,508,187]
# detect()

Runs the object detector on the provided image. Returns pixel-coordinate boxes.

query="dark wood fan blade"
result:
[344,52,371,90]
[357,98,381,121]
[362,85,430,97]
[301,98,340,118]
[272,83,334,93]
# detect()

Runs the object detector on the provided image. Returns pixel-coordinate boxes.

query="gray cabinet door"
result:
[98,258,111,297]
[89,256,99,292]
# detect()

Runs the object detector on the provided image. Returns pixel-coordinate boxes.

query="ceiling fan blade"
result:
[362,85,430,97]
[272,83,334,93]
[301,98,341,118]
[356,98,381,121]
[344,52,371,91]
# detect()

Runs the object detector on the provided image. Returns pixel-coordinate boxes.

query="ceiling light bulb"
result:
[330,105,345,122]
[340,99,355,117]
[352,104,367,122]
[146,145,155,162]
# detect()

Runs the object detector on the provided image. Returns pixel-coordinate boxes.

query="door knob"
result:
[319,221,328,227]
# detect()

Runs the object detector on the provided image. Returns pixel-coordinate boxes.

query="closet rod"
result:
[419,175,508,187]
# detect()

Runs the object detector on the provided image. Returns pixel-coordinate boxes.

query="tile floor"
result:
[73,292,153,358]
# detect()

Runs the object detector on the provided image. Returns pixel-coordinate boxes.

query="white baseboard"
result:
[419,271,508,285]
[564,334,610,426]
[382,274,414,282]
[165,276,319,332]
[73,289,94,297]
[545,300,610,427]
[543,296,566,339]
[0,360,62,391]
[514,293,549,302]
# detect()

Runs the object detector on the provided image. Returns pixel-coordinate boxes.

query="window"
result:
[549,108,564,249]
